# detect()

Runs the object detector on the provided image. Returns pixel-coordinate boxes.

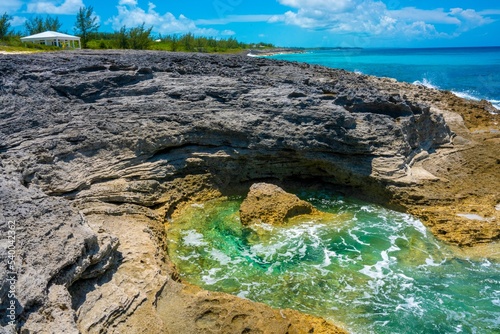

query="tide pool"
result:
[268,47,500,111]
[167,193,500,334]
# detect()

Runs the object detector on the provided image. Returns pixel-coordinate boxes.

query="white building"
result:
[20,31,81,49]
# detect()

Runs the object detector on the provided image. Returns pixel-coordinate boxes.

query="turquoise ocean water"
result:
[168,195,500,334]
[268,47,500,111]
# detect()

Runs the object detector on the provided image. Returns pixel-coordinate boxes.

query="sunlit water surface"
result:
[167,193,500,334]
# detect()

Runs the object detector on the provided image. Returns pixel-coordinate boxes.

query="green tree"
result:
[25,15,62,35]
[0,12,11,39]
[44,16,62,31]
[171,35,178,51]
[128,23,152,50]
[181,33,195,51]
[116,26,128,49]
[25,16,44,35]
[75,6,99,48]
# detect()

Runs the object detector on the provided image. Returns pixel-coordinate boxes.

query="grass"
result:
[0,39,62,53]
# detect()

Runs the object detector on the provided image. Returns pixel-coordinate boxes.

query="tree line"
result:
[0,7,273,52]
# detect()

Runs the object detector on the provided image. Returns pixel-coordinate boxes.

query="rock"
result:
[239,183,317,225]
[0,50,497,333]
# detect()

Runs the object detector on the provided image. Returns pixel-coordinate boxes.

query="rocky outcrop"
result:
[239,183,317,225]
[0,50,498,333]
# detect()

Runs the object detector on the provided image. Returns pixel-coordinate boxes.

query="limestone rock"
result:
[239,183,317,225]
[0,50,497,333]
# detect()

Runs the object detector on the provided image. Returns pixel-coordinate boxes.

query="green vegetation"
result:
[24,15,62,35]
[75,6,100,48]
[88,30,273,53]
[1,7,274,53]
[0,12,11,39]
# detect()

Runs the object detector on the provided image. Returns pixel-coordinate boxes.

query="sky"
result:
[3,0,500,48]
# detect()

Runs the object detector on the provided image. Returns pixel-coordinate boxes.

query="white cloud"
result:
[10,16,27,27]
[195,15,274,25]
[108,1,228,36]
[27,0,84,15]
[118,0,137,5]
[450,8,494,31]
[273,0,495,40]
[278,0,360,13]
[479,10,500,15]
[391,7,461,25]
[0,1,23,13]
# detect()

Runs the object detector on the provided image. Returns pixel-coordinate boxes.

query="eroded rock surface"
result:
[0,50,498,333]
[239,183,317,225]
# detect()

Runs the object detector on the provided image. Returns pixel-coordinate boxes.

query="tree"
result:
[75,6,99,48]
[128,23,152,50]
[25,15,62,35]
[0,12,11,39]
[44,16,62,31]
[25,16,44,35]
[116,25,128,49]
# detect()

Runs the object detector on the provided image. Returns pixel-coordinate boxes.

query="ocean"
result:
[169,194,500,334]
[268,47,500,111]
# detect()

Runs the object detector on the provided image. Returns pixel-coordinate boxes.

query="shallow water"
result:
[167,193,500,334]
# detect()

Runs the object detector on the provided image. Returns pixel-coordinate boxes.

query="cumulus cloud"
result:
[195,15,274,25]
[27,0,84,15]
[391,7,461,25]
[118,0,137,5]
[0,0,23,13]
[108,1,229,36]
[274,0,495,40]
[278,0,360,13]
[10,16,27,27]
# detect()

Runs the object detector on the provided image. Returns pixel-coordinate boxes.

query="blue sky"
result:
[3,0,500,47]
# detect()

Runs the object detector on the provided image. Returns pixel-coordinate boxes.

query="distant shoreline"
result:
[246,48,305,57]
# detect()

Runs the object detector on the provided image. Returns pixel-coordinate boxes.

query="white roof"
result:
[21,31,80,41]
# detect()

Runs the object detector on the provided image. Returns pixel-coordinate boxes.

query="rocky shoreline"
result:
[0,50,498,333]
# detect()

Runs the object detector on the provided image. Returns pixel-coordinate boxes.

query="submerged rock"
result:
[239,183,317,225]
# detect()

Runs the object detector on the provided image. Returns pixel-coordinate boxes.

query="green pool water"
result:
[167,193,500,334]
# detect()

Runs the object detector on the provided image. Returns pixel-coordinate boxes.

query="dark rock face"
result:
[0,51,450,194]
[0,50,455,333]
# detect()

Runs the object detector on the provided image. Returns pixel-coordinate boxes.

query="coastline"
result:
[246,47,305,57]
[1,50,498,333]
[269,47,500,112]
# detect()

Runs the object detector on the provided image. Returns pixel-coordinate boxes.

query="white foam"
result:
[359,250,394,281]
[190,203,204,208]
[404,215,428,236]
[201,268,222,285]
[237,290,249,299]
[413,78,438,89]
[451,90,480,101]
[323,248,336,266]
[424,256,446,267]
[490,100,500,111]
[182,230,208,247]
[209,249,233,265]
[481,259,491,268]
[395,295,423,316]
[348,229,370,246]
